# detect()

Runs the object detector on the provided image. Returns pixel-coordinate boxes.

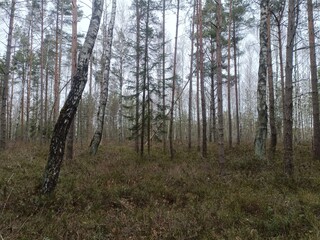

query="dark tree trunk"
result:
[307,0,320,160]
[66,0,78,160]
[0,0,15,150]
[169,0,180,160]
[283,0,296,175]
[199,0,207,158]
[216,0,225,175]
[41,0,103,194]
[188,2,196,150]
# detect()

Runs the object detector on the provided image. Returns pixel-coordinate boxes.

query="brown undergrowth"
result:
[1,142,320,239]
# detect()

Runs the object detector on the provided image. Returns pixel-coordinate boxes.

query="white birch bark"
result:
[89,0,117,155]
[41,0,104,193]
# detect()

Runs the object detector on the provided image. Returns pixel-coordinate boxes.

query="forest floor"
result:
[1,141,320,239]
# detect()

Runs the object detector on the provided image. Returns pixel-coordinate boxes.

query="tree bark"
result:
[89,0,116,155]
[254,0,269,160]
[267,8,277,158]
[41,0,103,194]
[283,0,296,176]
[199,0,207,158]
[0,0,15,150]
[135,0,141,154]
[140,0,150,156]
[233,21,240,145]
[188,2,196,150]
[307,0,320,160]
[216,0,225,175]
[169,0,180,160]
[66,0,78,160]
[227,0,233,148]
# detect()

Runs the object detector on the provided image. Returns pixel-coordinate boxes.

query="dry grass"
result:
[1,142,320,239]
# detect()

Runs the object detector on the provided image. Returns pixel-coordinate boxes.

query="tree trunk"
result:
[283,0,296,175]
[135,0,141,154]
[188,2,196,150]
[89,0,116,155]
[41,0,103,194]
[227,0,233,148]
[216,0,225,175]
[233,21,240,145]
[66,0,78,160]
[254,0,268,160]
[199,0,207,158]
[169,0,180,160]
[140,0,150,157]
[162,0,167,152]
[40,0,45,141]
[267,8,277,158]
[53,0,60,123]
[0,0,15,150]
[307,0,320,160]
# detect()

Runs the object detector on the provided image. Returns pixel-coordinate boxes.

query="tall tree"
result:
[188,2,196,150]
[199,0,207,158]
[267,6,277,158]
[140,0,150,156]
[169,0,180,159]
[283,0,296,175]
[66,0,78,160]
[90,0,116,155]
[41,0,103,193]
[254,0,269,160]
[227,0,233,148]
[134,0,141,154]
[0,0,15,150]
[216,0,225,175]
[307,0,320,160]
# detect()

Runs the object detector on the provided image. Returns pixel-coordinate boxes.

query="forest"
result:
[1,0,320,238]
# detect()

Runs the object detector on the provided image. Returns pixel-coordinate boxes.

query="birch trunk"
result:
[89,0,116,155]
[267,9,277,158]
[41,0,103,193]
[254,0,269,160]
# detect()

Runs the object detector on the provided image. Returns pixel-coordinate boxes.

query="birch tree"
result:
[89,0,116,155]
[254,0,269,160]
[41,0,104,193]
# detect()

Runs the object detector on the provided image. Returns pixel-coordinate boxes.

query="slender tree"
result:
[0,0,15,150]
[216,0,225,175]
[66,0,78,160]
[41,0,103,193]
[188,2,196,150]
[283,0,296,175]
[134,0,141,153]
[267,7,277,158]
[254,0,269,160]
[227,0,233,148]
[169,0,180,159]
[307,0,320,160]
[199,0,207,158]
[90,0,116,155]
